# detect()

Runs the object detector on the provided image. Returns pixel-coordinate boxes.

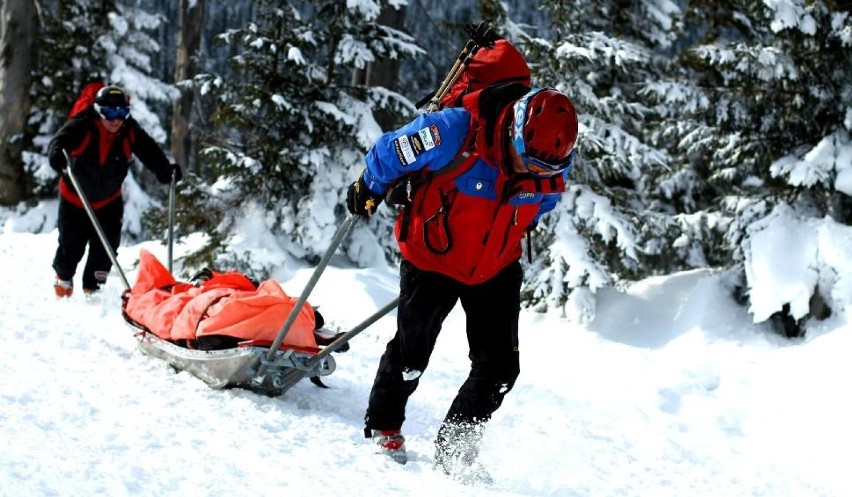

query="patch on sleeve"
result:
[429,125,441,146]
[418,127,437,151]
[410,134,425,153]
[393,135,417,166]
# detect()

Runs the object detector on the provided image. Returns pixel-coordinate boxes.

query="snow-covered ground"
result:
[1,229,851,497]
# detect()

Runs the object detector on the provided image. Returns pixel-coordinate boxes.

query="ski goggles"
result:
[95,104,130,121]
[519,152,574,177]
[511,88,573,177]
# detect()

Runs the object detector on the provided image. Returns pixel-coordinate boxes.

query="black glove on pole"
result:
[157,163,183,184]
[346,174,383,217]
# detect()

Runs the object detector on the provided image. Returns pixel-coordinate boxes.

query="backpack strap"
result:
[121,127,136,159]
[70,132,92,158]
[385,148,473,206]
[393,141,478,243]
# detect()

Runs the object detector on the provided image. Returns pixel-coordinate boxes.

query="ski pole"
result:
[427,38,479,111]
[61,150,131,291]
[167,169,176,273]
[255,214,359,380]
[427,21,496,112]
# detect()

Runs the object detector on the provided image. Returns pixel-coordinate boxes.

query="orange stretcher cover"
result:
[124,249,317,349]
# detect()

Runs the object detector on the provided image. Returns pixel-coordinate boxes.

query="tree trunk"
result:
[0,0,37,206]
[355,4,406,131]
[171,0,205,172]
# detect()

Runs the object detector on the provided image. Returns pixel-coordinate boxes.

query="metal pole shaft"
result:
[427,22,494,112]
[269,297,399,393]
[306,297,399,366]
[428,45,483,112]
[167,170,176,273]
[256,215,358,378]
[61,150,131,291]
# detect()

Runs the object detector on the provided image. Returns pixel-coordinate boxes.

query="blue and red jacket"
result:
[362,85,573,285]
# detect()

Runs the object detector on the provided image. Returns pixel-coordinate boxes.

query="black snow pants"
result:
[364,259,522,433]
[52,197,123,291]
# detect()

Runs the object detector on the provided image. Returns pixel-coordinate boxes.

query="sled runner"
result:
[130,328,335,394]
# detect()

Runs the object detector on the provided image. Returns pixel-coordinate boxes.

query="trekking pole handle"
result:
[427,22,495,112]
[466,20,497,49]
[61,149,131,291]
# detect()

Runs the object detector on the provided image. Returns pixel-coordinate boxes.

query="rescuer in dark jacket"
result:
[48,85,181,297]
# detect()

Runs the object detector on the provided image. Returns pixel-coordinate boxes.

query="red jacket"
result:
[48,109,171,208]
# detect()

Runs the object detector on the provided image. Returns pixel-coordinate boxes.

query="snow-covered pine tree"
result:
[30,0,174,241]
[29,1,111,199]
[646,0,851,333]
[188,0,420,276]
[517,0,682,321]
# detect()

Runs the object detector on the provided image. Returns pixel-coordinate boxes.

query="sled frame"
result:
[134,329,336,396]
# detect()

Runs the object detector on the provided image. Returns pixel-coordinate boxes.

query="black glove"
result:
[524,220,538,237]
[346,174,383,217]
[157,163,183,184]
[51,148,74,172]
[157,164,183,185]
[50,154,68,173]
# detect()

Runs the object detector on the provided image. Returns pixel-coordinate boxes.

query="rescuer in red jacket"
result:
[48,85,181,297]
[346,82,579,482]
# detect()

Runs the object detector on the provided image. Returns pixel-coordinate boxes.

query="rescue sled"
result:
[63,149,396,396]
[129,324,337,396]
[120,248,341,396]
[125,293,398,397]
[117,217,398,397]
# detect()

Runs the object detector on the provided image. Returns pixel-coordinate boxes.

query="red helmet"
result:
[510,88,578,176]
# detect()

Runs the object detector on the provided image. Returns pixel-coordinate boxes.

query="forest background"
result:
[0,0,849,337]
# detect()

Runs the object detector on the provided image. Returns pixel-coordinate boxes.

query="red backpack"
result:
[389,36,532,205]
[67,81,106,119]
[64,80,135,165]
[439,38,531,109]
